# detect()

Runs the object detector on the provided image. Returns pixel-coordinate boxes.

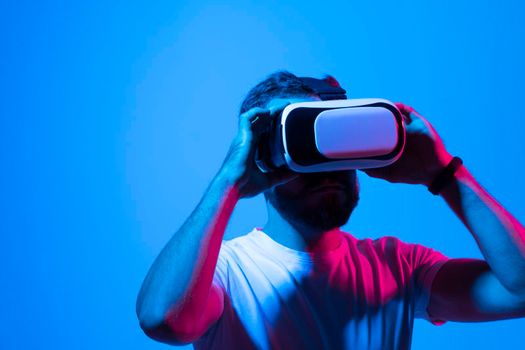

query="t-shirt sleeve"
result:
[396,239,450,326]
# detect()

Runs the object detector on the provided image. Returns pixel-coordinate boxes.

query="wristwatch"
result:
[427,156,463,195]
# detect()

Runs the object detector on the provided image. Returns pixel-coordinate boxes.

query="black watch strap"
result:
[428,156,463,195]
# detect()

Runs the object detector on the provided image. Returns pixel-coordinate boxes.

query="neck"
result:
[262,201,343,254]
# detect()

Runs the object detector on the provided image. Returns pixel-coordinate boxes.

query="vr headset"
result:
[255,76,406,173]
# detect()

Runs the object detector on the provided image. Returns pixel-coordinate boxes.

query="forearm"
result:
[136,172,239,330]
[439,164,525,293]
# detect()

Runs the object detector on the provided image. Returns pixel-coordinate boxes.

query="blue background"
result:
[2,1,524,349]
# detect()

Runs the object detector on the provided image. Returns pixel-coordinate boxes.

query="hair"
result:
[239,70,344,201]
[239,70,317,114]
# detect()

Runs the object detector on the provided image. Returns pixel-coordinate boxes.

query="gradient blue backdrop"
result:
[2,1,524,349]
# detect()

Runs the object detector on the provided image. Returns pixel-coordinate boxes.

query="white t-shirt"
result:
[194,227,449,350]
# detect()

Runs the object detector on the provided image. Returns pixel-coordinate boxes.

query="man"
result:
[136,71,525,349]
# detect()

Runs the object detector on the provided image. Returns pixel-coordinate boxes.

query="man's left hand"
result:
[362,102,453,186]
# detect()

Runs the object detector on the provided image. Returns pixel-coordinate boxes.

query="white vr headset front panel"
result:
[280,98,405,172]
[314,107,398,158]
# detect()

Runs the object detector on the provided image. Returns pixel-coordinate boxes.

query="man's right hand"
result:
[218,103,299,198]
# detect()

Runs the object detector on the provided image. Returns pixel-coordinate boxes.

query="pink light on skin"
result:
[160,183,241,342]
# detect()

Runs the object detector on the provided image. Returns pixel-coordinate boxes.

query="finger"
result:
[268,100,291,117]
[240,107,267,125]
[394,102,415,114]
[256,101,291,136]
[249,110,272,136]
[393,103,437,133]
[239,107,261,130]
[239,107,270,136]
[394,102,414,124]
[242,101,290,135]
[394,102,429,125]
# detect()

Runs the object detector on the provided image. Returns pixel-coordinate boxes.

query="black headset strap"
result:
[298,77,347,100]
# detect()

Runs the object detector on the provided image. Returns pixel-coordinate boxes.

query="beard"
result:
[267,171,360,231]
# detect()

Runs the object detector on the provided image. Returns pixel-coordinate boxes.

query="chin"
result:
[268,185,360,231]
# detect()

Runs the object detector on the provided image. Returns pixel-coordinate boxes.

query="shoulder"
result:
[345,232,446,265]
[346,233,408,253]
[363,234,440,255]
[217,228,261,266]
[220,230,256,253]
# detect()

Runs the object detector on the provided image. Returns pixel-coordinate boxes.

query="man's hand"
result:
[362,102,453,186]
[218,103,299,198]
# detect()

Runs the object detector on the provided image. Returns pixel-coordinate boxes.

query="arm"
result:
[135,173,238,345]
[427,164,525,322]
[136,104,297,345]
[364,102,525,322]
